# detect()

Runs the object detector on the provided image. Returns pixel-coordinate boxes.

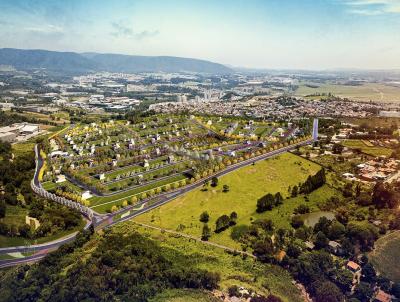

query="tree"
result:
[229,211,238,225]
[328,221,345,240]
[361,263,376,283]
[315,231,329,249]
[0,200,5,218]
[201,224,211,241]
[231,224,249,241]
[199,211,210,223]
[353,282,373,302]
[391,283,400,298]
[211,177,219,187]
[291,185,298,197]
[372,182,399,209]
[130,196,138,204]
[223,184,230,192]
[314,216,331,235]
[274,192,283,205]
[287,241,302,258]
[228,285,240,297]
[291,215,304,229]
[257,193,275,213]
[333,269,354,292]
[18,224,31,238]
[253,237,275,262]
[332,143,344,154]
[294,204,310,214]
[312,280,344,302]
[215,215,231,233]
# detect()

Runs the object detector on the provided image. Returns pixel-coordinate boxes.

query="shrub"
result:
[200,211,210,223]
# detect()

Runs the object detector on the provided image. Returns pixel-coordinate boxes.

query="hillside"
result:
[0,48,233,74]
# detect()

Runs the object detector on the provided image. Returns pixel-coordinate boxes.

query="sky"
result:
[0,0,399,70]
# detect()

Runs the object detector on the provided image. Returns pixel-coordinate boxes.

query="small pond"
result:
[301,211,335,227]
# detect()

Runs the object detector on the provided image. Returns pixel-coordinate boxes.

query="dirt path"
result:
[132,221,256,258]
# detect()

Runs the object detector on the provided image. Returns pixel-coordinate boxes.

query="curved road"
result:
[0,138,313,268]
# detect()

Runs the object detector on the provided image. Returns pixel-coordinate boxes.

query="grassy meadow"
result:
[341,139,392,157]
[135,153,338,249]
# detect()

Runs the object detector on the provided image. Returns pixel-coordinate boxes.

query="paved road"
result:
[0,138,312,268]
[105,139,313,227]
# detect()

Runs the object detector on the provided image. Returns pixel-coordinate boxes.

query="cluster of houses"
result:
[343,157,400,182]
[149,95,394,120]
[305,240,393,302]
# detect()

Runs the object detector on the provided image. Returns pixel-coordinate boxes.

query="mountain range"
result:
[0,48,233,74]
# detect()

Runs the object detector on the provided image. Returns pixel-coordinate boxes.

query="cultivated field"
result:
[370,230,400,282]
[135,153,337,248]
[295,82,400,102]
[341,139,392,157]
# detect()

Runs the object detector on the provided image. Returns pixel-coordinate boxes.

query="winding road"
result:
[0,137,313,268]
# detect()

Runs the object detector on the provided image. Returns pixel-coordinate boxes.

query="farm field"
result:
[341,116,400,128]
[113,223,304,302]
[295,82,400,102]
[370,230,400,283]
[341,139,392,157]
[135,153,337,249]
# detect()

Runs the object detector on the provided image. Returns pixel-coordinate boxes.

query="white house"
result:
[81,191,92,200]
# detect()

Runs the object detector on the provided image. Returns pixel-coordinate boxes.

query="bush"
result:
[215,215,231,233]
[199,211,209,223]
[291,215,304,229]
[231,224,249,241]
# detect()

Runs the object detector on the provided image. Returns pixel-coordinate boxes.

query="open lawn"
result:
[113,223,304,302]
[370,230,400,282]
[295,82,400,102]
[341,139,392,157]
[135,153,338,249]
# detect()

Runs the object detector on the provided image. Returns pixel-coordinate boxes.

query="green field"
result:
[113,223,304,302]
[341,139,392,157]
[370,230,400,282]
[0,205,28,228]
[149,289,219,302]
[135,153,337,249]
[295,82,400,102]
[11,142,35,156]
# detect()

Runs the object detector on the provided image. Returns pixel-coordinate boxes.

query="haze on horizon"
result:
[0,0,399,70]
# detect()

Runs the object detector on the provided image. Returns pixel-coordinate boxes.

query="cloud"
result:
[110,22,159,40]
[24,24,64,34]
[342,0,400,15]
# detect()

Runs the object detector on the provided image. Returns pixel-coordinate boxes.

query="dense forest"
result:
[0,229,220,302]
[0,141,82,238]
